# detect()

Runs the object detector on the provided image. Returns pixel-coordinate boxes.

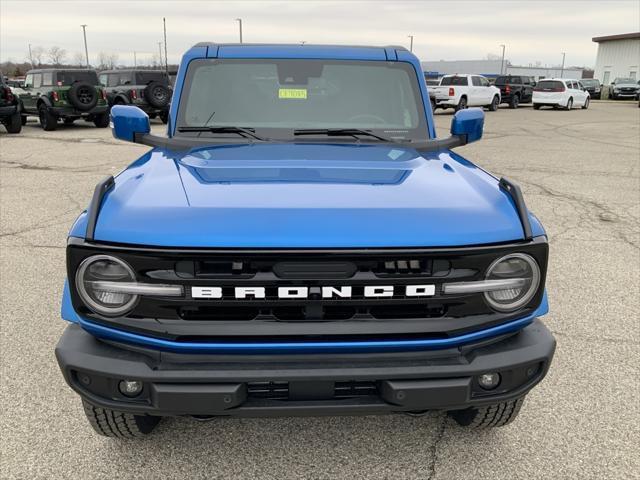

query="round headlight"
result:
[75,255,138,316]
[484,253,540,312]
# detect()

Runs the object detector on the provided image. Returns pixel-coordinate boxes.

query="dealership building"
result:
[592,32,640,85]
[420,59,585,81]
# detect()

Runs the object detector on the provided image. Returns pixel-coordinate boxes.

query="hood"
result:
[614,82,638,88]
[86,143,536,248]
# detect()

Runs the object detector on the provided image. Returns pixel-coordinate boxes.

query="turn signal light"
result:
[448,87,455,96]
[51,91,59,102]
[130,89,137,100]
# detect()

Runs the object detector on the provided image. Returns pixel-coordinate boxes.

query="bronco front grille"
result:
[67,238,548,342]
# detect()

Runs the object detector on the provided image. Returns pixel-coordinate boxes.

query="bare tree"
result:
[31,46,44,67]
[150,53,162,68]
[72,52,86,67]
[48,46,67,66]
[97,52,118,70]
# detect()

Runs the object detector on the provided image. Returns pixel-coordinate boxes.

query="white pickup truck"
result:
[431,74,501,112]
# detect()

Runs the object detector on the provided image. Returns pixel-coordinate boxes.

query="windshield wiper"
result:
[177,126,267,141]
[294,128,394,143]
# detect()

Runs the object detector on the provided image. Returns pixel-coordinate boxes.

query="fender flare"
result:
[36,96,52,108]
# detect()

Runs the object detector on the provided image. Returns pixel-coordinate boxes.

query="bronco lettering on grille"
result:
[191,285,436,299]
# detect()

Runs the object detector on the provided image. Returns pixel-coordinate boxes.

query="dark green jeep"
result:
[98,69,172,124]
[20,69,109,130]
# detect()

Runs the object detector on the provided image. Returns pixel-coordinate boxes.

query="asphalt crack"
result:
[426,415,447,480]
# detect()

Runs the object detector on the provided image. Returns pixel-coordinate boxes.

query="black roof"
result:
[99,69,168,74]
[25,68,97,74]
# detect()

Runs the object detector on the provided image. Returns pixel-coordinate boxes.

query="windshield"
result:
[135,71,168,85]
[177,59,427,141]
[56,71,98,86]
[614,78,635,84]
[440,76,468,86]
[581,79,599,87]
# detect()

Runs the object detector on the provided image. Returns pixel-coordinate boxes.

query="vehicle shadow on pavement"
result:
[87,413,502,478]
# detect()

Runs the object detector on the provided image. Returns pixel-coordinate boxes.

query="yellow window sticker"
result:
[278,88,307,99]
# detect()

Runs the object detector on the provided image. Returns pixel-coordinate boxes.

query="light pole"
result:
[560,52,566,78]
[133,51,137,68]
[408,35,414,52]
[80,24,89,67]
[499,44,506,74]
[28,43,34,68]
[236,18,243,43]
[163,17,168,75]
[158,42,163,68]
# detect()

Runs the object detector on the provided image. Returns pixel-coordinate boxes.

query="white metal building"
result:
[420,59,584,81]
[592,32,640,84]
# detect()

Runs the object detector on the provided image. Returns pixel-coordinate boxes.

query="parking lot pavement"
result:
[1,102,639,479]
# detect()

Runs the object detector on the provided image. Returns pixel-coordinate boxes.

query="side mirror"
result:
[451,108,484,144]
[111,105,150,143]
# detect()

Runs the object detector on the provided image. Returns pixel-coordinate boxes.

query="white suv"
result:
[532,79,590,110]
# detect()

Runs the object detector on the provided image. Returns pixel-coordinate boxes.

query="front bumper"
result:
[56,320,556,417]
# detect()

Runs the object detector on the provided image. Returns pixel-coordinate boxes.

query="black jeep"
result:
[0,77,22,133]
[99,69,172,123]
[19,69,109,130]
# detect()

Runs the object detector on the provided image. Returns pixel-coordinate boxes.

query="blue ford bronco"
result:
[55,44,556,437]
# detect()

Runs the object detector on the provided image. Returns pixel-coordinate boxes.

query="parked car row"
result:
[1,68,172,133]
[426,74,598,112]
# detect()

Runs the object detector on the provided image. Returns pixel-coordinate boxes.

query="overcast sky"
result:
[1,0,638,68]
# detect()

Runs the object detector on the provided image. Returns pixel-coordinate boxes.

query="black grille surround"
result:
[67,236,548,343]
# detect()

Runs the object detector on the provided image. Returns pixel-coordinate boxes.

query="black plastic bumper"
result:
[0,105,18,117]
[49,106,109,116]
[55,320,555,417]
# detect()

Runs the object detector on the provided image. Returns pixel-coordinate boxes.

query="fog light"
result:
[478,372,501,390]
[118,379,143,397]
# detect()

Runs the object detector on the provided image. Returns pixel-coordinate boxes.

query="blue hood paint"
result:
[71,143,543,248]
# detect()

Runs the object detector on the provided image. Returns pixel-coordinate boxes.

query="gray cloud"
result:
[1,0,638,68]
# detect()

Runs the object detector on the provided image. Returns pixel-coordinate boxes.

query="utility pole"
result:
[28,43,34,68]
[158,42,163,69]
[163,17,168,75]
[408,35,414,52]
[560,52,566,78]
[236,18,243,43]
[80,24,90,67]
[499,44,506,74]
[133,51,137,68]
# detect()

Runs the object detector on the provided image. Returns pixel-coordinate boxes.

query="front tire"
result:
[159,111,169,124]
[21,115,28,126]
[5,111,22,133]
[533,103,541,110]
[509,94,520,109]
[488,95,499,111]
[448,396,525,429]
[82,400,161,438]
[566,97,573,110]
[93,112,110,128]
[38,104,57,131]
[581,97,590,109]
